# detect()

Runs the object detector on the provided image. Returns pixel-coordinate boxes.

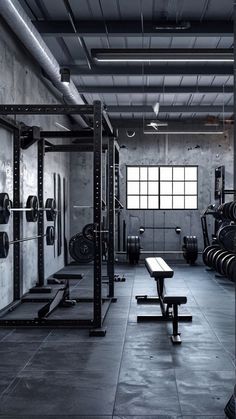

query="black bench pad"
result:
[163,295,187,305]
[145,257,174,279]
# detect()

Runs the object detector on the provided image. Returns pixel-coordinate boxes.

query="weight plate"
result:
[0,231,9,258]
[224,254,235,277]
[222,202,231,219]
[221,253,234,276]
[230,201,236,221]
[211,249,225,270]
[202,245,219,266]
[182,236,198,264]
[45,198,56,222]
[127,235,140,264]
[69,233,94,263]
[215,250,229,274]
[0,193,11,224]
[82,223,94,241]
[26,195,38,222]
[68,233,80,262]
[46,226,55,246]
[207,247,220,267]
[217,225,236,252]
[228,258,236,281]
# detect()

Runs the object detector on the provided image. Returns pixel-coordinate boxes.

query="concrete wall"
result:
[118,128,234,261]
[0,19,71,309]
[70,151,107,238]
[70,127,234,263]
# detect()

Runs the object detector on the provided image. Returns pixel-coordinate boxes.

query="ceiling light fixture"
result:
[154,21,191,30]
[143,131,224,135]
[92,48,233,63]
[60,68,70,85]
[146,121,168,131]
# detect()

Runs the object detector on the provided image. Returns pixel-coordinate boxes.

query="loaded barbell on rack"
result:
[0,193,57,223]
[125,235,198,265]
[0,226,55,259]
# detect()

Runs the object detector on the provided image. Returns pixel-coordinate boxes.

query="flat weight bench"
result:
[136,257,192,344]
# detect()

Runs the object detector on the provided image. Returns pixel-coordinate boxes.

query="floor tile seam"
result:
[14,335,51,373]
[0,329,16,342]
[184,280,235,360]
[20,367,122,373]
[205,268,234,297]
[111,274,136,417]
[173,367,185,417]
[0,373,21,401]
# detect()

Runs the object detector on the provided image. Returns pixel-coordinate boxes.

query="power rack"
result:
[0,101,117,335]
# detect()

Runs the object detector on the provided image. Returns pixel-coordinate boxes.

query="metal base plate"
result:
[89,327,107,337]
[137,314,192,322]
[136,295,160,304]
[171,334,182,344]
[29,286,52,294]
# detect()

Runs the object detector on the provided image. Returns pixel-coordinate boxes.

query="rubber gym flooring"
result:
[0,262,234,418]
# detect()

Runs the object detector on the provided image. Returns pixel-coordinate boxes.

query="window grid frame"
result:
[126,165,198,210]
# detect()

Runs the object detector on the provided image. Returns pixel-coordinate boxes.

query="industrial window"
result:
[126,166,198,210]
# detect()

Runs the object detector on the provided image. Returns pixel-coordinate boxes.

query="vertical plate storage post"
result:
[107,138,115,298]
[38,138,45,286]
[13,128,22,299]
[93,101,103,328]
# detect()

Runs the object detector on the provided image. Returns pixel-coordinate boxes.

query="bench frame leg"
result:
[171,303,182,344]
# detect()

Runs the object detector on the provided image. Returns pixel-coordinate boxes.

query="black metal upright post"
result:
[37,139,45,286]
[13,128,22,299]
[107,138,115,298]
[234,7,236,201]
[93,101,103,328]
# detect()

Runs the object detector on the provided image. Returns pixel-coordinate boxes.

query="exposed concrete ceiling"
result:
[17,0,234,124]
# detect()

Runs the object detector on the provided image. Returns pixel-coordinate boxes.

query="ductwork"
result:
[0,0,87,127]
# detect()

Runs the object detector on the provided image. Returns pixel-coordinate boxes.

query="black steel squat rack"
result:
[0,101,116,334]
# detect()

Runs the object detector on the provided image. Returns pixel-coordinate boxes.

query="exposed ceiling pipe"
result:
[0,0,87,127]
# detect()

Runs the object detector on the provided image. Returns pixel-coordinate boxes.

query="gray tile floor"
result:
[0,263,234,418]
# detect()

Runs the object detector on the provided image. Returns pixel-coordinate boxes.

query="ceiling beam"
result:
[107,105,233,113]
[33,20,233,37]
[77,85,233,94]
[70,64,233,76]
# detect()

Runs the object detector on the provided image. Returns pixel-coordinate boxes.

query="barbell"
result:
[126,235,198,265]
[0,193,56,224]
[0,226,55,259]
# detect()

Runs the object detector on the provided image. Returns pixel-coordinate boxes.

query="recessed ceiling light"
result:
[92,48,233,63]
